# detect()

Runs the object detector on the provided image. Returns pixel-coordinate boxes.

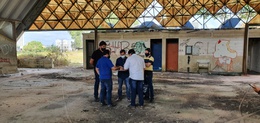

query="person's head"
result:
[99,41,107,51]
[120,49,126,58]
[102,49,110,58]
[145,48,151,57]
[128,49,135,56]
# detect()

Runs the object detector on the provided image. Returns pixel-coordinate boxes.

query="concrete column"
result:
[83,34,87,69]
[162,38,166,72]
[242,23,249,75]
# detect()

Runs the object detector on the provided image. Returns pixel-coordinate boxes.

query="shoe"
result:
[127,98,131,102]
[94,97,99,102]
[107,104,116,107]
[144,97,149,100]
[139,106,144,109]
[149,98,154,103]
[128,104,135,109]
[100,102,107,106]
[115,98,121,102]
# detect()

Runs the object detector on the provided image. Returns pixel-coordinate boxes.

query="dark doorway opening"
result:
[86,40,94,69]
[248,38,260,74]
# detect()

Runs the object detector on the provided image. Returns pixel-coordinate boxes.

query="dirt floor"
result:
[1,68,260,123]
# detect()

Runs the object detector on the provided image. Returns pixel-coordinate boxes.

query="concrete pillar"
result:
[162,38,166,72]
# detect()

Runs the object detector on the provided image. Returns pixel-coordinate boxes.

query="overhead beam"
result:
[16,0,50,39]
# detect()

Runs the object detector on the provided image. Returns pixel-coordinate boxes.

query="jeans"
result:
[94,69,100,99]
[130,79,144,106]
[118,77,131,99]
[100,79,113,105]
[144,71,154,100]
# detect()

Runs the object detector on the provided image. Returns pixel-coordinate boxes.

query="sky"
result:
[18,31,73,47]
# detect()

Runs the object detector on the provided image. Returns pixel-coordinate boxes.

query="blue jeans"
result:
[130,79,144,106]
[94,69,100,99]
[100,79,113,105]
[118,77,131,99]
[144,71,154,100]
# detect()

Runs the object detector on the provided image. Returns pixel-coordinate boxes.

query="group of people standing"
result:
[89,41,154,108]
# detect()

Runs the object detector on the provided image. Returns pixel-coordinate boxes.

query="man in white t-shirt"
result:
[123,49,145,108]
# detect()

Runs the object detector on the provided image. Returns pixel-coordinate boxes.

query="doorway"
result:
[248,38,260,74]
[151,39,162,71]
[166,39,178,71]
[86,40,94,69]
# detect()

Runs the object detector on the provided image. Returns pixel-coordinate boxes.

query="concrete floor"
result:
[1,68,260,123]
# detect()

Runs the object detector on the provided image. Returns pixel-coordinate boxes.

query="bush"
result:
[18,45,70,67]
[46,46,70,66]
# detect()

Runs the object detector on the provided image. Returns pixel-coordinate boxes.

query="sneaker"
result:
[107,104,116,107]
[139,106,144,109]
[127,98,131,102]
[100,102,107,106]
[115,98,121,102]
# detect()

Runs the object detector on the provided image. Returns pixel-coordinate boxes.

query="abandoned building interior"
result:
[0,0,260,122]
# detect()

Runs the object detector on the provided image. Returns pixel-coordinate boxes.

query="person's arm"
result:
[89,51,96,65]
[145,62,152,67]
[108,59,119,71]
[89,58,94,65]
[145,57,154,67]
[95,67,100,75]
[112,66,119,70]
[122,59,129,71]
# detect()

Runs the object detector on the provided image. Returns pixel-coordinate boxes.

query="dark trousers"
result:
[94,69,100,99]
[144,70,154,99]
[100,79,113,105]
[130,79,144,106]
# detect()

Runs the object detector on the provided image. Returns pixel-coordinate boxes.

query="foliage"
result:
[46,45,69,66]
[69,31,83,49]
[23,41,45,52]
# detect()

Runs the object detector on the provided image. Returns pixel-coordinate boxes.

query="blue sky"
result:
[21,31,72,46]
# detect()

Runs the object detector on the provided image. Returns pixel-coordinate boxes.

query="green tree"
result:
[69,31,83,49]
[23,41,45,52]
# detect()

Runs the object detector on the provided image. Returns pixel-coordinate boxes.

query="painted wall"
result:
[83,29,260,73]
[0,34,17,74]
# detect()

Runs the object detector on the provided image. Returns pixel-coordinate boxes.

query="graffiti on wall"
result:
[0,35,16,65]
[105,40,147,55]
[0,44,15,56]
[212,40,237,72]
[180,38,205,55]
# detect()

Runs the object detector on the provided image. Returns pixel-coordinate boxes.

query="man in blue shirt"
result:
[96,50,118,107]
[115,49,130,101]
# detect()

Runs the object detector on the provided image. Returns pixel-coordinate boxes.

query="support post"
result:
[242,23,249,75]
[94,29,98,49]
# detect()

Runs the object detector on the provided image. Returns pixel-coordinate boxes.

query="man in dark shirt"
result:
[115,49,130,101]
[89,41,107,102]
